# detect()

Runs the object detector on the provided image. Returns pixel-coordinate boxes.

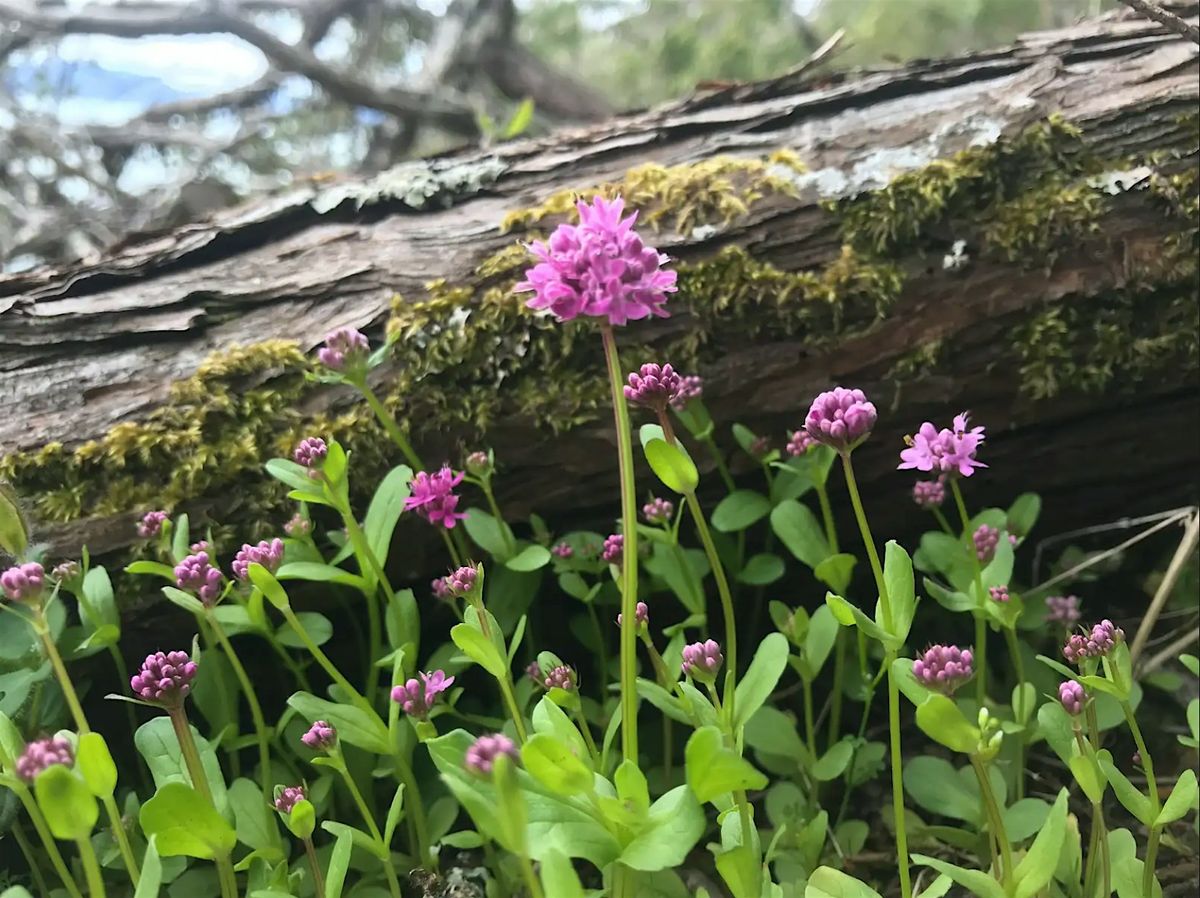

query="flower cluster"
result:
[274,785,307,814]
[431,577,453,601]
[392,671,455,720]
[552,542,573,559]
[2,561,44,603]
[301,720,337,752]
[317,327,369,372]
[174,551,223,604]
[293,437,327,469]
[465,733,518,776]
[682,640,723,680]
[131,650,198,706]
[913,645,974,693]
[137,510,168,539]
[988,585,1010,604]
[543,665,577,692]
[1059,680,1086,716]
[1063,619,1124,664]
[786,430,815,458]
[16,737,74,782]
[1045,594,1081,627]
[465,451,491,477]
[617,601,649,629]
[625,363,682,410]
[898,412,986,478]
[516,196,676,325]
[232,538,285,581]
[642,497,674,524]
[52,560,80,584]
[911,480,946,509]
[973,524,1000,563]
[602,533,624,565]
[670,375,703,409]
[405,466,467,529]
[804,387,877,452]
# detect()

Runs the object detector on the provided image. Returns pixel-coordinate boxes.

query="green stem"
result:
[481,480,517,557]
[338,756,404,895]
[687,493,738,698]
[76,836,107,898]
[931,507,955,536]
[1121,703,1161,897]
[390,753,434,872]
[815,482,839,553]
[803,676,817,759]
[12,818,51,898]
[36,624,140,886]
[970,756,1012,887]
[887,656,912,898]
[304,837,326,898]
[950,479,989,706]
[828,630,846,751]
[107,645,152,792]
[835,661,883,828]
[497,673,529,744]
[207,612,273,799]
[282,608,364,708]
[839,454,891,628]
[974,613,988,707]
[341,514,387,703]
[641,633,672,688]
[15,786,84,898]
[1074,725,1108,898]
[1002,627,1027,800]
[701,434,736,493]
[663,715,673,782]
[601,325,640,764]
[520,852,546,898]
[359,382,423,470]
[215,856,239,898]
[573,704,601,768]
[438,527,464,568]
[169,708,214,803]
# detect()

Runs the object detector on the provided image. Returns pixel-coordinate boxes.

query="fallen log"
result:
[1,3,1197,589]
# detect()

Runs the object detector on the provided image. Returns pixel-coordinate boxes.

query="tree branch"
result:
[1118,0,1200,43]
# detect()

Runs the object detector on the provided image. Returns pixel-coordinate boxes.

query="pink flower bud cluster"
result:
[804,387,877,452]
[465,733,518,776]
[174,552,223,604]
[317,327,369,371]
[670,375,703,409]
[913,645,974,693]
[624,363,683,410]
[301,720,337,752]
[232,538,284,581]
[1059,680,1086,716]
[973,525,1000,563]
[682,640,723,679]
[2,562,44,603]
[642,498,674,524]
[274,785,307,814]
[137,510,168,539]
[392,671,455,720]
[16,737,74,782]
[1045,595,1081,627]
[912,480,946,509]
[131,650,197,705]
[602,534,624,565]
[1063,619,1124,665]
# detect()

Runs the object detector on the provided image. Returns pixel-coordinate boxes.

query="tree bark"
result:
[1,4,1198,575]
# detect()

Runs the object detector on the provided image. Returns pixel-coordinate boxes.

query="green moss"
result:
[983,182,1104,265]
[500,155,805,236]
[837,116,1090,256]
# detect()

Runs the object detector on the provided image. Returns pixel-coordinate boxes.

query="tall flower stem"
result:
[14,785,84,898]
[497,673,529,744]
[839,452,910,898]
[359,382,423,471]
[1121,703,1162,896]
[949,479,989,707]
[931,507,955,536]
[206,612,272,799]
[601,325,640,763]
[330,757,404,898]
[1073,725,1109,898]
[1002,627,1028,800]
[35,621,140,887]
[12,818,50,898]
[700,434,736,493]
[340,513,388,703]
[480,480,517,557]
[970,756,1012,887]
[75,836,107,898]
[303,837,326,898]
[814,479,845,748]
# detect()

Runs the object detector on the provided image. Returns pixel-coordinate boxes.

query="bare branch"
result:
[1118,0,1200,43]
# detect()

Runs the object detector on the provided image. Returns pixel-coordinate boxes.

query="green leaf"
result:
[275,612,332,648]
[1036,653,1080,682]
[736,553,785,585]
[771,500,831,570]
[621,785,705,872]
[891,657,934,708]
[124,560,178,581]
[1013,790,1068,898]
[685,726,768,803]
[248,564,290,611]
[733,633,789,729]
[1155,769,1198,826]
[924,577,976,613]
[265,458,321,492]
[910,854,1006,898]
[161,586,205,614]
[646,542,707,614]
[383,783,406,849]
[80,566,119,630]
[743,706,805,759]
[34,766,98,840]
[532,696,589,760]
[916,694,979,754]
[644,438,699,494]
[505,545,551,572]
[521,734,594,797]
[141,782,236,859]
[228,778,282,860]
[1007,493,1041,537]
[803,605,840,678]
[814,553,856,595]
[364,464,412,568]
[711,491,772,532]
[463,508,514,560]
[132,837,163,898]
[805,866,883,898]
[286,692,389,755]
[812,740,855,781]
[75,732,118,798]
[324,830,354,898]
[0,481,29,557]
[275,563,367,591]
[1097,750,1154,825]
[451,623,508,678]
[883,541,916,642]
[320,821,388,861]
[1068,752,1108,805]
[904,756,980,823]
[540,850,586,898]
[825,592,891,646]
[503,97,536,138]
[135,717,228,817]
[714,841,760,898]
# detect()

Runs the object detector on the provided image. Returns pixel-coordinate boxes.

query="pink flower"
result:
[1045,595,1081,627]
[301,720,337,752]
[465,733,518,776]
[543,665,576,691]
[624,363,683,410]
[465,451,492,477]
[392,670,455,720]
[137,510,168,539]
[274,785,307,814]
[16,737,74,782]
[232,538,284,581]
[405,466,468,529]
[602,534,624,565]
[1063,619,1124,664]
[642,498,674,524]
[899,412,986,478]
[988,585,1010,603]
[445,566,477,596]
[551,542,573,559]
[515,195,677,325]
[131,650,198,706]
[616,601,649,629]
[174,552,223,605]
[2,562,44,603]
[285,513,312,538]
[786,430,815,457]
[973,525,1000,563]
[293,437,328,469]
[913,645,973,693]
[670,375,703,409]
[317,327,369,371]
[912,480,945,509]
[804,387,877,452]
[431,577,453,601]
[682,640,723,680]
[1059,681,1086,716]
